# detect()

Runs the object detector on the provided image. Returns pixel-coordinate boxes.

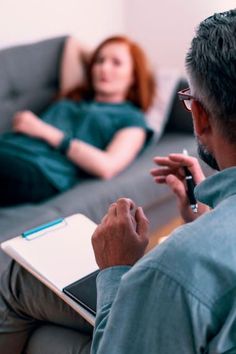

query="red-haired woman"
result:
[0,36,155,206]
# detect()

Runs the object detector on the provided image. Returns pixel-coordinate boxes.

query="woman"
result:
[0,36,155,206]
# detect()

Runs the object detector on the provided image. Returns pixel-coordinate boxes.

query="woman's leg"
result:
[0,261,93,354]
[0,152,58,206]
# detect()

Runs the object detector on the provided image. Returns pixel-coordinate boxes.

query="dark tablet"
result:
[63,270,99,315]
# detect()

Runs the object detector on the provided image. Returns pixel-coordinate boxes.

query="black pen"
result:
[182,149,198,213]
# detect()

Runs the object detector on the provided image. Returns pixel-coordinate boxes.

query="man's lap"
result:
[0,261,93,354]
[26,325,91,354]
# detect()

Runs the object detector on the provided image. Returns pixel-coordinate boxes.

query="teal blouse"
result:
[0,99,153,191]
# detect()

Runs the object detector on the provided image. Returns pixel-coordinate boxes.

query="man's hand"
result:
[91,198,149,269]
[150,153,209,223]
[13,111,48,139]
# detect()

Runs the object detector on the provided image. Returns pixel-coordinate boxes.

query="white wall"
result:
[2,0,236,72]
[0,0,125,49]
[125,0,236,73]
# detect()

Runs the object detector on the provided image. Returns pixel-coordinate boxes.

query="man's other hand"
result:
[150,153,209,223]
[92,198,149,269]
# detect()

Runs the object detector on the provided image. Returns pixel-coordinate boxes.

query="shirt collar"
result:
[195,166,236,209]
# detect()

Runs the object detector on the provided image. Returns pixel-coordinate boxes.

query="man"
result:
[1,9,236,354]
[92,9,236,353]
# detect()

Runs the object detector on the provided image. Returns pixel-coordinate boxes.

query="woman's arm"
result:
[12,111,146,179]
[44,126,146,179]
[13,111,64,144]
[60,36,90,95]
[67,128,146,179]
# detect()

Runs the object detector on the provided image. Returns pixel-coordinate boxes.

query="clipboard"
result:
[1,213,99,326]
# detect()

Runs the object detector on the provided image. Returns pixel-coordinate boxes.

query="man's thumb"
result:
[166,174,188,204]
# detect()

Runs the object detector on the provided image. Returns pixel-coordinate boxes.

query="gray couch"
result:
[0,36,203,276]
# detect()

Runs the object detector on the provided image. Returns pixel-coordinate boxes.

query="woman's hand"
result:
[13,111,48,139]
[92,198,149,269]
[12,110,64,147]
[150,153,210,223]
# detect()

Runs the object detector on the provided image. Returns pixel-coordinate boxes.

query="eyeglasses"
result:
[177,88,195,111]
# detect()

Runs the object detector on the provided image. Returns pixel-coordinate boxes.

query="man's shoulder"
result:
[135,212,236,306]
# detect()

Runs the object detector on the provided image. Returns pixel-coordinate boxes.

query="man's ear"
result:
[191,100,211,137]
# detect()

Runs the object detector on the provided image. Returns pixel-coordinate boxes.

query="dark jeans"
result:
[0,152,58,206]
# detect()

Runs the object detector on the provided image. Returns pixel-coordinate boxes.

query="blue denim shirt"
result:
[92,167,236,354]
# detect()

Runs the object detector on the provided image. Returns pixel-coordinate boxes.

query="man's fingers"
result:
[153,154,206,184]
[153,156,180,169]
[169,154,205,182]
[116,198,135,217]
[150,167,172,177]
[165,174,188,204]
[107,203,117,216]
[153,176,167,184]
[135,207,149,239]
[100,214,107,224]
[154,154,195,170]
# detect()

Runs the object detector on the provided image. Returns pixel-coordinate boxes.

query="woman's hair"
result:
[65,36,156,112]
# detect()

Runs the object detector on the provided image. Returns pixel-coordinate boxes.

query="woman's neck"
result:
[94,93,125,104]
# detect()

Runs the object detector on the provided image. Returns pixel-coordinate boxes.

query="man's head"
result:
[185,9,236,169]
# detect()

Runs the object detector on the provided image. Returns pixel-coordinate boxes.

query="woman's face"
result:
[92,42,134,102]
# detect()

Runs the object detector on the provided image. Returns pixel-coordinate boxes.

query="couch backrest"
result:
[0,36,67,133]
[164,78,194,134]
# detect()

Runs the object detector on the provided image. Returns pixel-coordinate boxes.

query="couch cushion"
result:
[44,134,198,223]
[0,205,61,241]
[0,36,67,132]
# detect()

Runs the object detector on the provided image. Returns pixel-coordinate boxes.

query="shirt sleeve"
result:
[118,106,154,144]
[91,264,216,354]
